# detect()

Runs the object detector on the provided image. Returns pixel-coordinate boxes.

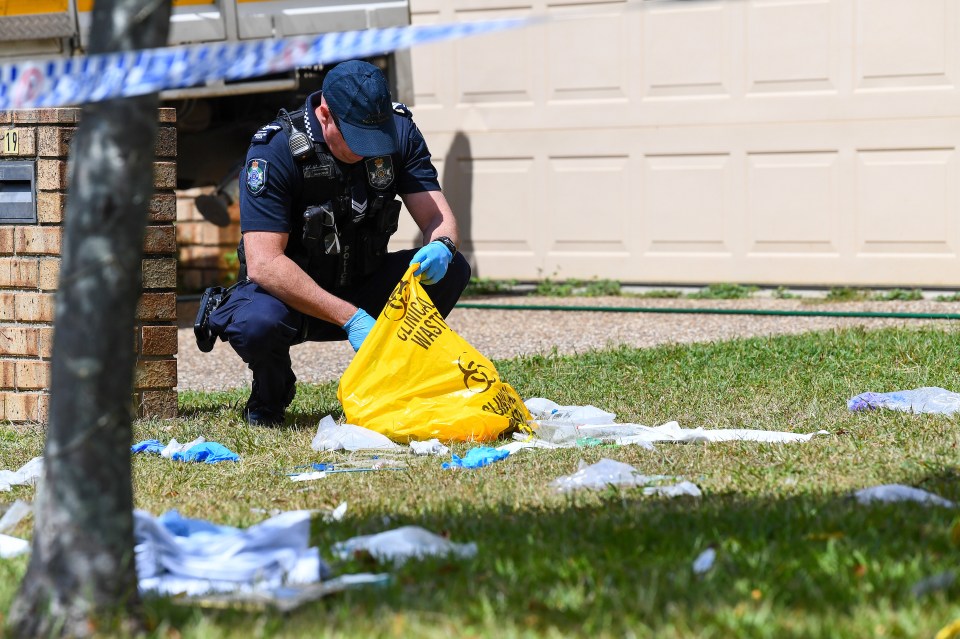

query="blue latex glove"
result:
[159,510,234,537]
[442,446,510,470]
[410,241,453,285]
[343,308,375,352]
[131,439,164,455]
[171,442,239,464]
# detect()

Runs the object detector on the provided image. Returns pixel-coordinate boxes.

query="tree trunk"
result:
[7,1,172,636]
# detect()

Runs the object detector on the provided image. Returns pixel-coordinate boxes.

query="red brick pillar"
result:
[0,108,178,423]
[175,187,241,291]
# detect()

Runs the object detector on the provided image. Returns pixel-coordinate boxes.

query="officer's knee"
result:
[447,253,471,293]
[226,304,297,361]
[426,254,471,318]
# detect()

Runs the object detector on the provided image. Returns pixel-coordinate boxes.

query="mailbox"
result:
[0,161,36,224]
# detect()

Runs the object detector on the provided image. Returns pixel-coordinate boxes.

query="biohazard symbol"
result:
[383,280,410,321]
[458,355,496,394]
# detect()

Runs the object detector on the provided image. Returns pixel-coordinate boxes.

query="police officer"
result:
[207,60,471,426]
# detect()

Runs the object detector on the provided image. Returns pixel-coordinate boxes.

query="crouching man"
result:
[203,60,470,426]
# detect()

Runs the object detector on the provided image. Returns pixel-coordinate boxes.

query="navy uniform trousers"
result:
[209,248,471,423]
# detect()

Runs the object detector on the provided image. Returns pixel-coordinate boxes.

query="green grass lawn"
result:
[4,326,960,638]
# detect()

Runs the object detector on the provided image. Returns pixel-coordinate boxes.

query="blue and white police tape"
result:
[0,17,532,111]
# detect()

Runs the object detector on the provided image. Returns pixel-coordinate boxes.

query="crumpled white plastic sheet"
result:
[290,471,326,482]
[327,502,348,522]
[176,572,392,612]
[134,509,327,596]
[854,484,955,507]
[692,548,716,575]
[0,500,33,560]
[523,398,827,446]
[161,437,206,459]
[249,503,347,522]
[551,458,702,496]
[311,415,400,452]
[0,534,29,558]
[409,439,450,456]
[0,457,43,492]
[0,499,31,533]
[528,421,825,447]
[333,526,477,565]
[496,437,566,454]
[613,422,829,445]
[848,387,960,415]
[524,398,616,424]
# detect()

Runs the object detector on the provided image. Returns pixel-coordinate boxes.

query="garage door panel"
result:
[455,7,534,104]
[747,0,837,94]
[547,9,628,102]
[547,156,629,252]
[856,0,954,88]
[464,156,537,252]
[747,151,840,254]
[856,148,955,253]
[411,11,443,107]
[643,154,731,254]
[642,3,731,98]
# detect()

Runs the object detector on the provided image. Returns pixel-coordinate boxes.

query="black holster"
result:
[194,286,228,353]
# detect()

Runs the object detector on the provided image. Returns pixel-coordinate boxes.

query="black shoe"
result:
[243,406,286,427]
[243,378,296,427]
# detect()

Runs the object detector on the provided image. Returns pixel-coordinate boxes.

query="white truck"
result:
[0,0,414,190]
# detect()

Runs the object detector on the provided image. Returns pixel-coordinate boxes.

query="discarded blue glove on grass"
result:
[171,442,239,464]
[132,440,165,455]
[442,446,509,470]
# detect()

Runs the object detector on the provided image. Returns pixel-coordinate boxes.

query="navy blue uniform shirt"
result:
[239,91,440,240]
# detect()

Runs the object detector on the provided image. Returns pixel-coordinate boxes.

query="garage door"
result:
[398,0,960,287]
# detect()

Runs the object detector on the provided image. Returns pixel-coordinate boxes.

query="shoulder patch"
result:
[365,156,395,189]
[392,102,413,119]
[251,123,282,145]
[245,158,269,197]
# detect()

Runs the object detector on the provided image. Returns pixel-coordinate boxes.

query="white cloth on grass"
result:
[854,484,954,508]
[614,421,829,445]
[0,534,29,558]
[333,526,477,565]
[692,548,716,575]
[134,509,327,596]
[409,439,450,456]
[524,397,827,446]
[551,458,702,496]
[0,457,43,492]
[496,437,567,454]
[526,420,826,447]
[161,437,206,459]
[524,398,616,424]
[311,415,400,452]
[0,499,31,533]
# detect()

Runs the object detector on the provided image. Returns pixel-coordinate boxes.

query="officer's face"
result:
[318,101,363,164]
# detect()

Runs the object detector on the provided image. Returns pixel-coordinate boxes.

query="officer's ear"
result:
[317,99,333,127]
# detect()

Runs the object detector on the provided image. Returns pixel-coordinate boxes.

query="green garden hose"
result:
[454,302,960,321]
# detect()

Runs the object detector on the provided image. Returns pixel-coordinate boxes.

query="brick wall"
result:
[176,187,241,292]
[0,108,178,423]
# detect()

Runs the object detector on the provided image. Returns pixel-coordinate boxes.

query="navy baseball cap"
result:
[322,60,398,157]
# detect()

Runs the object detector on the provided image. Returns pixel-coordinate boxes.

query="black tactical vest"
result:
[239,106,402,291]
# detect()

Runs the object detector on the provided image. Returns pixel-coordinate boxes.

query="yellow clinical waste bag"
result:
[338,264,531,443]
